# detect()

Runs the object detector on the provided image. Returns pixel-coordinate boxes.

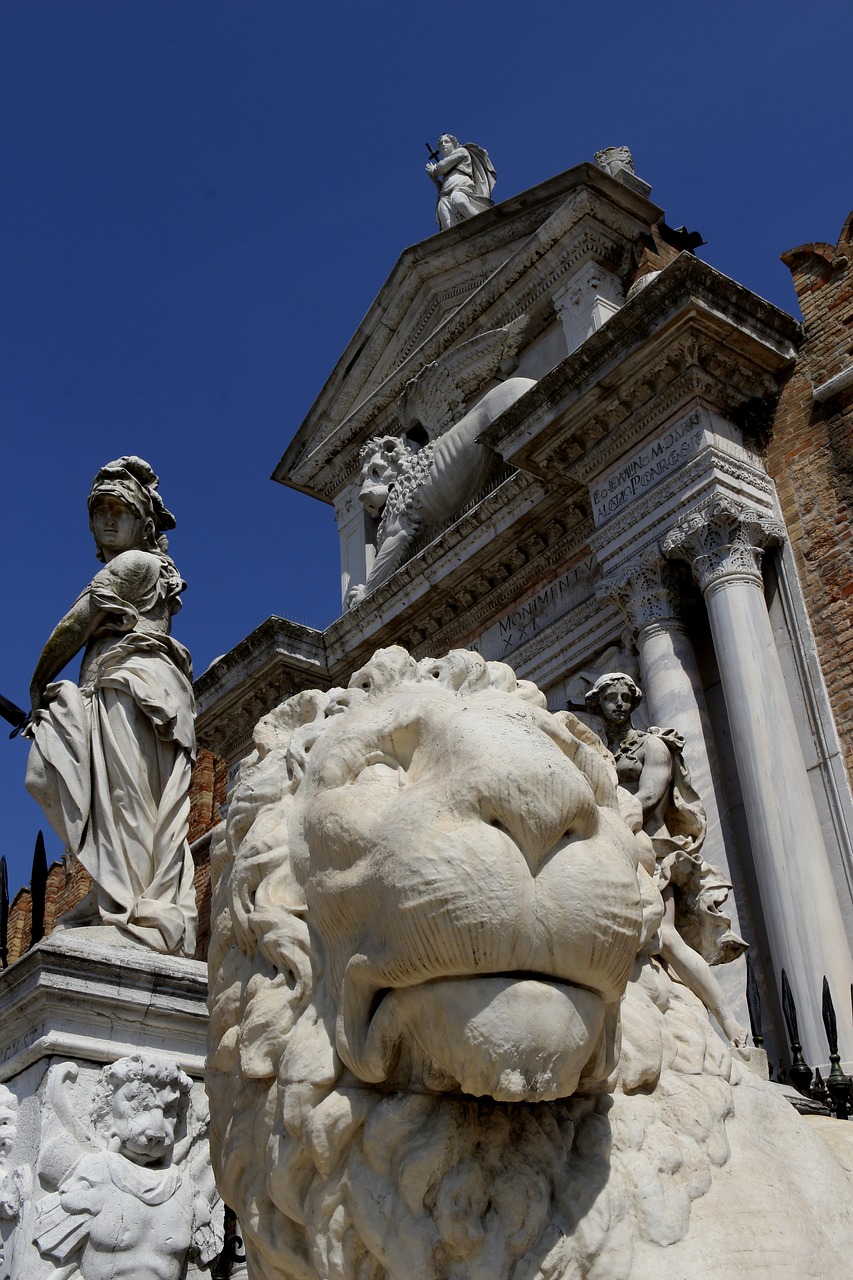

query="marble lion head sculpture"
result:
[208,647,853,1280]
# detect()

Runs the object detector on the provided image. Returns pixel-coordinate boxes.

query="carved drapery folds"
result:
[662,498,785,595]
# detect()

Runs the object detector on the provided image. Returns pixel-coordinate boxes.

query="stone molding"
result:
[596,550,693,637]
[588,435,776,572]
[195,618,329,762]
[326,469,592,664]
[662,498,786,594]
[481,254,799,481]
[0,931,209,1083]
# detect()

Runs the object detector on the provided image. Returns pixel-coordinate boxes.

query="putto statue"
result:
[31,1055,220,1279]
[207,646,853,1280]
[426,134,496,230]
[585,671,749,1045]
[24,457,198,955]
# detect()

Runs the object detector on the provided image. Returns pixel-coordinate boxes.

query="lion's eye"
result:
[354,751,407,786]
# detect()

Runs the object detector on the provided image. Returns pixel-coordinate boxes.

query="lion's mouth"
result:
[337,971,616,1103]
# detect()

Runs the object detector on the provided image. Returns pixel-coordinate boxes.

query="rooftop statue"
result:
[426,134,496,230]
[24,457,198,955]
[207,646,853,1280]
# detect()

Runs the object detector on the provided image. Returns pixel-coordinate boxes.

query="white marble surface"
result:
[0,926,218,1278]
[207,647,853,1279]
[0,928,208,1082]
[3,1054,222,1280]
[666,499,853,1068]
[24,457,197,956]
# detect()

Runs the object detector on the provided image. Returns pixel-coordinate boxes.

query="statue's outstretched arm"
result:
[29,591,99,711]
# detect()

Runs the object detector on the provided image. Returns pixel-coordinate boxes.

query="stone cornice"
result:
[588,436,776,574]
[195,616,329,760]
[324,467,593,669]
[479,253,800,480]
[194,470,595,763]
[0,933,209,1081]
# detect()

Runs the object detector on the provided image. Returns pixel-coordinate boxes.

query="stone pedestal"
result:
[665,499,853,1068]
[0,929,222,1279]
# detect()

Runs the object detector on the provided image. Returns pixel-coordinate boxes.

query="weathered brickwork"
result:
[5,748,229,964]
[766,211,853,786]
[6,854,93,965]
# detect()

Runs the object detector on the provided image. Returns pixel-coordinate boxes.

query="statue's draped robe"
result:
[26,551,197,954]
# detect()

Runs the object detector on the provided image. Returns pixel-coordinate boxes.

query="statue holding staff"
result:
[425,134,496,230]
[24,457,198,955]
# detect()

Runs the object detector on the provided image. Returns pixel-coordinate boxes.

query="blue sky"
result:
[2,0,851,897]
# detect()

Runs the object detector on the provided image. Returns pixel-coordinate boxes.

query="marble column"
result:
[598,551,750,1026]
[664,498,853,1066]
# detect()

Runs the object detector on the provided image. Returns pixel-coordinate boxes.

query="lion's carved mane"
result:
[208,648,853,1280]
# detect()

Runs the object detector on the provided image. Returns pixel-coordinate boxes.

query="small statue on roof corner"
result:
[425,134,496,230]
[594,145,637,179]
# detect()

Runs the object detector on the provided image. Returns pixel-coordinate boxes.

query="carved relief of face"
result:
[292,676,642,1102]
[0,1105,17,1158]
[357,448,401,518]
[90,495,147,560]
[110,1079,182,1164]
[439,134,455,155]
[596,680,635,728]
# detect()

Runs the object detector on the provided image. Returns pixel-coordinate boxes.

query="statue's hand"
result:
[346,583,367,610]
[30,681,61,714]
[426,163,436,176]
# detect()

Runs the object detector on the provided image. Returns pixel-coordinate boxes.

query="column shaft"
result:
[665,499,853,1066]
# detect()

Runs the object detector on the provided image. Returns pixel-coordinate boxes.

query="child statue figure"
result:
[585,672,749,1045]
[24,457,198,956]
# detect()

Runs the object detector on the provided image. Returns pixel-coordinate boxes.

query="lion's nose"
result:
[477,769,598,873]
[439,714,598,874]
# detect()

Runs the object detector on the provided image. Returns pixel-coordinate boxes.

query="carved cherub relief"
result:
[32,1055,221,1280]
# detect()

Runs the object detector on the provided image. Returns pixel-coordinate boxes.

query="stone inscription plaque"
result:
[590,413,704,526]
[470,557,596,659]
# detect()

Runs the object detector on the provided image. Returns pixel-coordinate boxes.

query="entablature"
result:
[482,253,800,485]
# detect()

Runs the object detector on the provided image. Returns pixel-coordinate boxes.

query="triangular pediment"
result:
[274,162,665,501]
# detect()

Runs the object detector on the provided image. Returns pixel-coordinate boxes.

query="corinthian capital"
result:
[597,550,692,637]
[662,499,785,594]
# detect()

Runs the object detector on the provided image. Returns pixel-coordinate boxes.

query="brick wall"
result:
[765,210,853,786]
